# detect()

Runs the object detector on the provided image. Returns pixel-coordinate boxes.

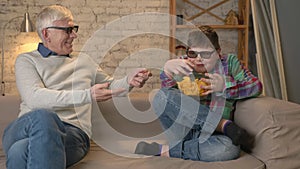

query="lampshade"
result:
[20,12,35,32]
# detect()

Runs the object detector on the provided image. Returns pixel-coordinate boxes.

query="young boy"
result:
[135,26,262,161]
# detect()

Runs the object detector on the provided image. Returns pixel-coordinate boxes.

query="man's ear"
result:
[42,28,50,42]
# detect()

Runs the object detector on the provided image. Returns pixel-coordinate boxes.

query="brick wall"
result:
[0,0,238,96]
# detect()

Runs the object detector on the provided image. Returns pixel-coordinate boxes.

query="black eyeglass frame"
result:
[186,48,215,59]
[46,25,79,34]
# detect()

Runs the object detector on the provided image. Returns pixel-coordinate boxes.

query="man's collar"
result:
[37,43,69,58]
[37,43,57,58]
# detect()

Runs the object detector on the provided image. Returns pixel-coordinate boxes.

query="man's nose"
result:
[70,31,77,38]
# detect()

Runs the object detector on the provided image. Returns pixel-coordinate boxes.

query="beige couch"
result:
[1,94,300,169]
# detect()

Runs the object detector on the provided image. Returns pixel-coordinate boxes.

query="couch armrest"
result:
[235,96,300,169]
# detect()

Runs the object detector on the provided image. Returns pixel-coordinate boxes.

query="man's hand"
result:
[90,83,126,102]
[127,68,152,88]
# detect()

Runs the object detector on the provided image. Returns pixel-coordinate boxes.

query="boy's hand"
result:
[164,59,194,78]
[200,73,225,95]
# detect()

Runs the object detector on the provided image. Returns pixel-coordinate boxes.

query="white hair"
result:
[36,5,73,42]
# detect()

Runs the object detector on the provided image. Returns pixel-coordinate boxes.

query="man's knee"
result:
[28,109,56,119]
[27,109,61,125]
[24,109,65,134]
[6,139,29,163]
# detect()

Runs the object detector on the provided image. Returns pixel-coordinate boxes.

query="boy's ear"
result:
[217,48,221,54]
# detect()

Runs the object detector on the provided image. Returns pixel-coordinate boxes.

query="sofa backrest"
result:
[0,96,21,147]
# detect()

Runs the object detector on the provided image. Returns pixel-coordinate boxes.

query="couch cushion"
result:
[0,96,20,169]
[235,96,300,169]
[0,96,20,146]
[69,141,265,169]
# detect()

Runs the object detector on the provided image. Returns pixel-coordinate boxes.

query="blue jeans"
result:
[2,109,90,169]
[153,88,240,162]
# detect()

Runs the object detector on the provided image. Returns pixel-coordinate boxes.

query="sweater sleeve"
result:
[93,67,131,95]
[15,55,92,110]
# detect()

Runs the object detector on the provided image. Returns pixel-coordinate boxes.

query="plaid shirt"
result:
[160,54,263,120]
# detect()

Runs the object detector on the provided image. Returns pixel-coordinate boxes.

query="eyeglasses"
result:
[46,25,79,34]
[186,49,215,59]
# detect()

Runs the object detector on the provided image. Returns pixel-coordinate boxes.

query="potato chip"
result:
[177,76,209,96]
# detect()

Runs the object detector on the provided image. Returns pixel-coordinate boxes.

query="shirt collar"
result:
[37,43,69,58]
[37,43,57,58]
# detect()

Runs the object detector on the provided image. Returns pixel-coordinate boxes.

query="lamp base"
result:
[1,81,5,96]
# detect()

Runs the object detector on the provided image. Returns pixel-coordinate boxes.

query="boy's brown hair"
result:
[187,25,221,50]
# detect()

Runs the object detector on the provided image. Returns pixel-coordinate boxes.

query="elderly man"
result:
[2,5,151,169]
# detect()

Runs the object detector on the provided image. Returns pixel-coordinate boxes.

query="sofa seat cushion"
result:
[69,141,265,169]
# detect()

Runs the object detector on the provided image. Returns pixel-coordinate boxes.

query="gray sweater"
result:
[15,50,130,137]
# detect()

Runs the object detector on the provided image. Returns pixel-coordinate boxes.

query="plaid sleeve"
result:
[224,54,263,99]
[160,70,177,88]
